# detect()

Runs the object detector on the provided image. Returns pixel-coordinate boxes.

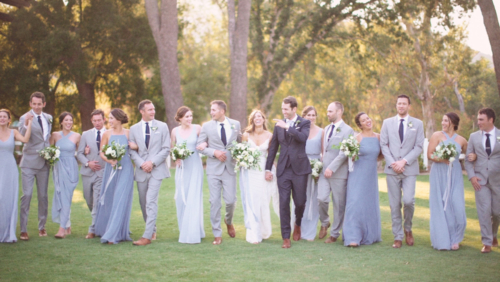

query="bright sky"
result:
[462,0,500,55]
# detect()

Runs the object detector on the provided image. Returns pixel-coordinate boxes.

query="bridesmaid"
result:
[300,106,323,241]
[428,113,467,250]
[342,112,382,247]
[94,109,137,244]
[50,112,81,239]
[171,106,205,244]
[0,109,32,243]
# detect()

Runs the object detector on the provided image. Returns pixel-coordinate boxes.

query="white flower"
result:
[408,121,413,128]
[449,157,455,163]
[436,145,441,151]
[110,151,116,158]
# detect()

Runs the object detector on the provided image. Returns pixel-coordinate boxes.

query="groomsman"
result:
[197,100,241,245]
[77,109,106,239]
[265,96,311,248]
[18,92,53,240]
[465,108,500,253]
[380,94,424,248]
[129,100,171,246]
[318,102,354,243]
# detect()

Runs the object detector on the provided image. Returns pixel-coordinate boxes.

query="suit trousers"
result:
[317,176,347,238]
[277,168,308,239]
[386,174,416,240]
[82,174,103,233]
[137,175,163,239]
[20,165,50,232]
[475,182,500,246]
[207,168,237,237]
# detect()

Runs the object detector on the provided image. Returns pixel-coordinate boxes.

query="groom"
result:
[129,100,171,246]
[265,96,311,248]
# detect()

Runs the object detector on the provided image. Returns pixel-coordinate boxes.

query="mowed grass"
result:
[0,170,499,281]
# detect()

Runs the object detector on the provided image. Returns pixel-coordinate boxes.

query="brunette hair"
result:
[175,106,192,122]
[110,108,129,124]
[354,112,367,129]
[245,110,268,134]
[397,94,411,105]
[59,111,74,129]
[283,96,298,109]
[138,99,153,111]
[479,107,496,123]
[90,109,105,119]
[30,91,46,103]
[445,112,460,131]
[0,109,11,120]
[210,100,227,113]
[301,106,317,118]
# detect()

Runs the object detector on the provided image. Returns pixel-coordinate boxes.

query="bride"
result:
[241,110,280,244]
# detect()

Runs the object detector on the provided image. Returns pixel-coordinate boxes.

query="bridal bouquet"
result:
[102,140,127,170]
[310,159,323,183]
[229,141,261,172]
[38,145,60,166]
[432,142,458,162]
[334,135,360,172]
[171,142,194,161]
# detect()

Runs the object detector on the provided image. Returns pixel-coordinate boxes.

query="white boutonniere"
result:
[408,121,413,128]
[151,127,158,132]
[497,136,500,143]
[231,124,235,130]
[335,127,341,135]
[48,118,53,124]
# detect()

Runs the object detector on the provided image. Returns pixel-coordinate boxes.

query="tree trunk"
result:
[452,80,465,113]
[478,0,500,97]
[421,94,434,139]
[76,82,96,131]
[228,0,252,129]
[145,0,183,131]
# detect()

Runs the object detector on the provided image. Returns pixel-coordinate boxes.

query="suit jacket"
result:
[465,128,500,186]
[380,116,424,176]
[197,117,241,176]
[77,128,107,178]
[265,116,312,177]
[129,120,171,182]
[322,121,355,179]
[18,111,52,169]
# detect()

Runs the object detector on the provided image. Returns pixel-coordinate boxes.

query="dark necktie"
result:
[145,122,150,149]
[96,130,101,152]
[220,123,227,146]
[485,133,492,156]
[399,119,404,143]
[38,116,44,136]
[327,124,335,142]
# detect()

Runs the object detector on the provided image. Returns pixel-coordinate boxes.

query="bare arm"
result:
[13,120,32,143]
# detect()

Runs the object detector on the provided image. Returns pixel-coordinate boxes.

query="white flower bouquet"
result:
[38,145,60,166]
[171,141,194,161]
[333,135,360,172]
[310,159,323,183]
[432,142,458,163]
[229,141,261,172]
[102,140,127,170]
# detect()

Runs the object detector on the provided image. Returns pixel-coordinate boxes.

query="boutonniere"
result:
[48,118,53,124]
[335,127,341,135]
[497,136,500,143]
[295,120,301,126]
[408,121,413,128]
[151,126,158,132]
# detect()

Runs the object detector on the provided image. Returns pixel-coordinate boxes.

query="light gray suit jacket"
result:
[197,118,241,176]
[465,128,500,186]
[129,120,171,182]
[323,122,355,179]
[77,128,106,178]
[18,111,52,169]
[380,116,424,176]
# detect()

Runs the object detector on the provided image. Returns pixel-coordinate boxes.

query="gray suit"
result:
[465,129,500,246]
[18,111,52,233]
[77,128,106,233]
[197,118,241,237]
[129,119,170,240]
[380,116,424,240]
[317,121,354,238]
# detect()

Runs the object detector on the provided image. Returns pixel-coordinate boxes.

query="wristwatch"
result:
[85,162,89,167]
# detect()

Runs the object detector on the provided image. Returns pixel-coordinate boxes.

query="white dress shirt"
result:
[285,114,298,131]
[482,128,496,152]
[216,117,232,141]
[94,127,106,139]
[396,114,409,136]
[141,119,154,141]
[325,119,344,143]
[32,110,49,140]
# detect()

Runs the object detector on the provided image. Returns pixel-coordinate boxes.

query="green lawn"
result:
[0,171,498,281]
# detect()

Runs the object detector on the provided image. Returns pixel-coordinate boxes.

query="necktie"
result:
[145,122,150,149]
[220,123,227,146]
[327,124,335,142]
[38,116,44,136]
[96,130,101,152]
[399,119,404,143]
[486,133,492,156]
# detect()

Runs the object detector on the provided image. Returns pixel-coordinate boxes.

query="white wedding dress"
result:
[242,138,280,244]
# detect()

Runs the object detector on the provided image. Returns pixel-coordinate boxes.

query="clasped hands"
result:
[391,159,407,174]
[83,146,101,172]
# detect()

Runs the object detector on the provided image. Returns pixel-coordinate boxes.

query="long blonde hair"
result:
[245,110,268,134]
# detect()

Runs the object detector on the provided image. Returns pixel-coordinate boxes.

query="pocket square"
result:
[295,127,300,129]
[154,131,161,134]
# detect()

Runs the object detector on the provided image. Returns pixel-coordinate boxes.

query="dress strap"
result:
[442,131,457,140]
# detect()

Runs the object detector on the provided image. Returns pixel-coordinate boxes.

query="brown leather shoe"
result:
[282,239,291,248]
[319,223,331,239]
[151,233,157,241]
[212,237,222,245]
[224,219,236,238]
[392,240,402,248]
[493,238,498,247]
[20,232,29,241]
[325,236,338,243]
[39,229,47,237]
[85,233,95,239]
[481,245,492,253]
[293,225,301,241]
[347,243,359,247]
[133,238,151,246]
[404,230,414,246]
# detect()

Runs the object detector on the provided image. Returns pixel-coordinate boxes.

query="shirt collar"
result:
[396,114,409,123]
[31,110,43,119]
[287,114,298,123]
[332,119,343,128]
[141,119,154,126]
[94,127,105,133]
[483,128,496,136]
[217,117,230,126]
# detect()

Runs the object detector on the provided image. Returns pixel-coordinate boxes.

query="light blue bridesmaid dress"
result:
[0,130,18,243]
[429,132,466,250]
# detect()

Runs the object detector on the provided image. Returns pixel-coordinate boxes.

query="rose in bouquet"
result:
[310,159,323,183]
[229,141,261,172]
[38,145,61,166]
[333,135,360,172]
[432,142,458,163]
[102,140,127,170]
[171,141,194,162]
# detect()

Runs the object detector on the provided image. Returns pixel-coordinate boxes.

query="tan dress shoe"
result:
[392,240,402,248]
[493,238,498,247]
[39,229,47,237]
[151,233,157,241]
[282,239,291,249]
[293,225,301,241]
[325,236,337,244]
[319,223,331,239]
[481,245,492,253]
[224,219,236,238]
[133,238,151,246]
[212,237,222,245]
[404,230,414,246]
[20,232,29,241]
[85,233,95,239]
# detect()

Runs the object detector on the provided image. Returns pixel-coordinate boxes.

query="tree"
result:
[477,0,500,98]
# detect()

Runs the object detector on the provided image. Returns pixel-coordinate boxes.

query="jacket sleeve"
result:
[287,119,310,143]
[380,120,396,166]
[402,120,425,166]
[327,127,354,172]
[464,133,476,180]
[266,126,280,171]
[76,132,90,165]
[129,127,145,167]
[197,124,215,158]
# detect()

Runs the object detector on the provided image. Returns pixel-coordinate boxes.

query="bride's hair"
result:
[245,110,267,134]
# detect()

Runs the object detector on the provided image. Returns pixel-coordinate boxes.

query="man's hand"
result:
[214,150,227,162]
[265,171,273,181]
[273,119,289,130]
[324,168,333,179]
[25,113,34,126]
[391,160,407,174]
[88,161,101,172]
[470,176,482,191]
[141,160,154,173]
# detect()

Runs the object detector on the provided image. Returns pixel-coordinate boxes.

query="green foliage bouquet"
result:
[171,142,194,161]
[38,145,60,166]
[310,159,323,183]
[229,141,261,173]
[102,141,127,170]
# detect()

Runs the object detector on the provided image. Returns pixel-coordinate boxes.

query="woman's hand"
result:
[196,142,208,151]
[84,145,90,155]
[175,159,182,167]
[108,159,118,166]
[468,153,477,162]
[128,141,138,151]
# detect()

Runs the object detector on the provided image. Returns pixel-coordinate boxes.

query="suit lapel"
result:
[401,116,412,147]
[211,120,224,147]
[226,118,237,145]
[30,112,44,140]
[147,120,156,150]
[490,128,500,155]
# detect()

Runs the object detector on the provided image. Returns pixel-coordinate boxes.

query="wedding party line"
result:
[1,92,499,254]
